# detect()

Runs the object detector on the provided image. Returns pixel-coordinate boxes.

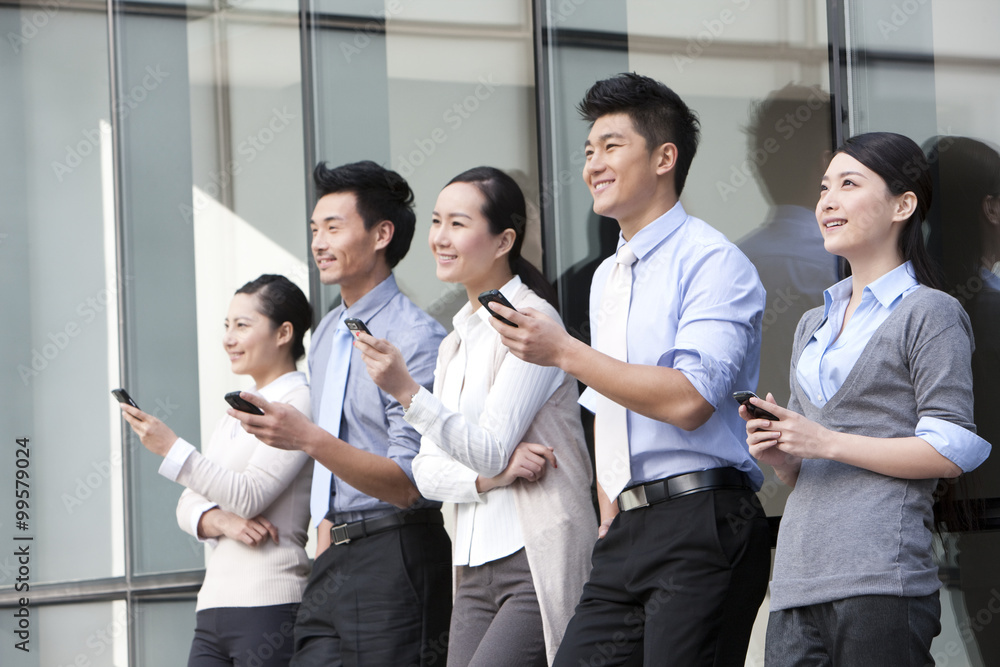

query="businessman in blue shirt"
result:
[231,160,450,666]
[491,73,771,666]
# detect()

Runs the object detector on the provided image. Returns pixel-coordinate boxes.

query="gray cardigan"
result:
[770,286,978,611]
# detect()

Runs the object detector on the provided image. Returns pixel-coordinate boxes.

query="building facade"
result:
[1,0,998,664]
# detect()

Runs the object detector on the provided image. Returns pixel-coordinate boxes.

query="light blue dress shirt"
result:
[796,261,990,472]
[309,274,446,522]
[580,202,766,489]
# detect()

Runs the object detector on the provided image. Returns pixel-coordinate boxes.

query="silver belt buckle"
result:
[331,523,351,545]
[618,485,648,512]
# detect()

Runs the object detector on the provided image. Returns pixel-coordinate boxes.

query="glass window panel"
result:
[0,2,124,585]
[134,599,198,666]
[115,0,312,575]
[307,0,540,326]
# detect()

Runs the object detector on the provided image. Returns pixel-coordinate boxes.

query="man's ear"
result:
[373,219,395,251]
[654,142,678,177]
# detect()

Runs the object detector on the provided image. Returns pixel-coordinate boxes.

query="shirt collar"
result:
[340,273,401,329]
[822,261,917,316]
[253,370,307,402]
[616,201,688,261]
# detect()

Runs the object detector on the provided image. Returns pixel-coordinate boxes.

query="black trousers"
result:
[290,521,453,667]
[188,603,299,667]
[553,488,771,667]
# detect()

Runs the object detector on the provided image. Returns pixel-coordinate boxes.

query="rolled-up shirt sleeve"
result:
[664,244,764,408]
[916,416,991,473]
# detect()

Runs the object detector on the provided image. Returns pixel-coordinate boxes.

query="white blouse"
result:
[407,276,563,567]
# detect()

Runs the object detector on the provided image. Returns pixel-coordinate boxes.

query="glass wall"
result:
[0,0,996,664]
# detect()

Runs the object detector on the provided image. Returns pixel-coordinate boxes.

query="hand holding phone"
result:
[112,388,141,410]
[345,317,372,337]
[477,290,518,327]
[225,391,265,415]
[733,391,779,421]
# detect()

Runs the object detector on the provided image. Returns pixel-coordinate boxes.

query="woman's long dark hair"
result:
[834,132,943,290]
[446,167,559,310]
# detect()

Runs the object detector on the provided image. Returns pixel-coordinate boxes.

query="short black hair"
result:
[236,274,312,361]
[313,160,416,268]
[578,72,701,195]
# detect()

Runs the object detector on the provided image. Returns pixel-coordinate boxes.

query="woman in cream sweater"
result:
[120,274,313,667]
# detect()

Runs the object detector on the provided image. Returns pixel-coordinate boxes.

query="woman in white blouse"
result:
[120,274,313,667]
[355,167,595,666]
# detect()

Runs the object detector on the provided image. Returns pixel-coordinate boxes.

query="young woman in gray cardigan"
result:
[740,132,991,665]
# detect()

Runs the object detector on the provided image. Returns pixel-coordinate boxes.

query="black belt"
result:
[617,467,751,512]
[330,508,443,546]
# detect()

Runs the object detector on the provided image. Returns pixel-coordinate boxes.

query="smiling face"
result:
[428,182,513,292]
[583,112,675,235]
[222,292,290,385]
[816,152,913,266]
[310,191,391,299]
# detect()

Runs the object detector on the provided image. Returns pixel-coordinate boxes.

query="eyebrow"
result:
[432,210,473,219]
[584,131,627,148]
[821,170,867,181]
[309,215,344,225]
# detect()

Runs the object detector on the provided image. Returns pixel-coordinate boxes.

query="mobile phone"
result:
[477,290,518,327]
[111,388,141,410]
[225,391,265,416]
[733,391,779,421]
[344,317,372,337]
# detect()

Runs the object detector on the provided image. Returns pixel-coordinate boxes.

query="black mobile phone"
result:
[477,290,518,327]
[344,317,372,337]
[733,391,779,421]
[111,388,140,410]
[225,391,265,415]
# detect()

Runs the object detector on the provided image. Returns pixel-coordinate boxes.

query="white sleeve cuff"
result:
[916,416,992,473]
[189,501,220,546]
[578,386,597,414]
[158,437,194,481]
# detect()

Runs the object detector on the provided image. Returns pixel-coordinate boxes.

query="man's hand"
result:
[353,332,422,408]
[485,303,573,368]
[228,392,317,452]
[119,403,179,457]
[477,441,557,494]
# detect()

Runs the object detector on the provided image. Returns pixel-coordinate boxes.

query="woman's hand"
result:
[198,508,279,547]
[119,403,179,457]
[477,441,557,494]
[740,392,805,485]
[315,518,333,558]
[353,333,422,408]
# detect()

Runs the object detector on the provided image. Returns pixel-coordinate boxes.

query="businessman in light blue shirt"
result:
[491,73,771,666]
